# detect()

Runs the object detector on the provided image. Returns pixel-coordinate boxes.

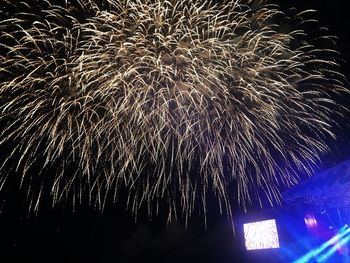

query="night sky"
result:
[1,1,350,262]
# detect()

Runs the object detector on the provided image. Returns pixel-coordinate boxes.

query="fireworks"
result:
[0,0,346,222]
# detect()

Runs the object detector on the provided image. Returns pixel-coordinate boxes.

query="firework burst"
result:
[0,0,346,222]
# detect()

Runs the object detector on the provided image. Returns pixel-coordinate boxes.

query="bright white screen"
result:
[243,219,280,250]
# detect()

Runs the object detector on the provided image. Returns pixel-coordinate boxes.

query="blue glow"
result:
[317,233,350,262]
[293,226,350,263]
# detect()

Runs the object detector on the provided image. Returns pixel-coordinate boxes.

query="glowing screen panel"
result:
[243,219,280,250]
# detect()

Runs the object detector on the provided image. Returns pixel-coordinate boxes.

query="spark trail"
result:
[0,0,347,223]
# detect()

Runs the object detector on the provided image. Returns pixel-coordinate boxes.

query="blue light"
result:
[317,231,350,262]
[293,226,350,263]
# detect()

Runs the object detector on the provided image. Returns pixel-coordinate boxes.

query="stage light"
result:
[317,231,350,262]
[293,226,350,263]
[243,219,280,250]
[304,214,318,229]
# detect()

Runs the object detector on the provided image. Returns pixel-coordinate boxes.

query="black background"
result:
[1,1,350,262]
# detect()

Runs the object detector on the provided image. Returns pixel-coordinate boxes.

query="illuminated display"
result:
[243,219,280,250]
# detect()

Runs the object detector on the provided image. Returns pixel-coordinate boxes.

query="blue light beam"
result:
[293,226,350,263]
[317,232,350,262]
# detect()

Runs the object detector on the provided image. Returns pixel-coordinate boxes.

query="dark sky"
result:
[0,1,349,263]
